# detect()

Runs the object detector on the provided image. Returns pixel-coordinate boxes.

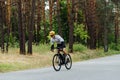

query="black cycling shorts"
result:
[57,42,66,49]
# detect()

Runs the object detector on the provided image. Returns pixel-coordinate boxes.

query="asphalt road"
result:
[0,54,120,80]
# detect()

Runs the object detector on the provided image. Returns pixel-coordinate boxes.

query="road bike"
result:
[52,48,72,71]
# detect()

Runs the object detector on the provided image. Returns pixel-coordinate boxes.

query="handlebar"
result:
[55,47,63,51]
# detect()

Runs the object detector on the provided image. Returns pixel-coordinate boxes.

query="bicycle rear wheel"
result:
[65,54,72,70]
[52,54,61,71]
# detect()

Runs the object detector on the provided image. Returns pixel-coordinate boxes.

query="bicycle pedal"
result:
[60,62,65,65]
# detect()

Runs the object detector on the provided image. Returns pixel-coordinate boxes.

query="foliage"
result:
[77,10,84,24]
[96,0,116,48]
[74,23,88,43]
[1,0,120,53]
[109,43,120,51]
[73,44,87,52]
[107,31,115,43]
[96,0,115,28]
[60,0,69,42]
[52,0,69,42]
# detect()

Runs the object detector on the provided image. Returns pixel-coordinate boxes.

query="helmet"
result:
[49,31,55,36]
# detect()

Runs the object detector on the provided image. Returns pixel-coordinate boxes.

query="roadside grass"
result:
[0,44,53,73]
[0,53,53,73]
[0,62,26,72]
[72,48,120,62]
[0,44,120,73]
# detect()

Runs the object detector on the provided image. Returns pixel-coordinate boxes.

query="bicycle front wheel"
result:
[65,54,72,70]
[52,54,61,71]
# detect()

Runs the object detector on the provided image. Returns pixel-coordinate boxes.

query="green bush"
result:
[73,44,87,52]
[109,43,120,51]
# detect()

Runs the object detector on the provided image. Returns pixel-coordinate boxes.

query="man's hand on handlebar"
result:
[51,44,54,52]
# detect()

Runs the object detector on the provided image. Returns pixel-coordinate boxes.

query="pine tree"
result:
[85,0,99,49]
[28,0,36,54]
[67,0,74,53]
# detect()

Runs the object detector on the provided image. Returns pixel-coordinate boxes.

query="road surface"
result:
[0,54,120,80]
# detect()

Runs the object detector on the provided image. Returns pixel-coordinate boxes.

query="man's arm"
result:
[51,44,54,52]
[50,39,54,52]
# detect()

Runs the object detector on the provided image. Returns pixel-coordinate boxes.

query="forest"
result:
[0,0,120,55]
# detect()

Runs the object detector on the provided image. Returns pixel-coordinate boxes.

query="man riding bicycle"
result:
[49,31,72,70]
[49,31,67,56]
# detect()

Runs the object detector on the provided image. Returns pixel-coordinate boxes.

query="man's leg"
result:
[63,48,67,54]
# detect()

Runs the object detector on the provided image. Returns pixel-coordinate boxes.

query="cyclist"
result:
[49,31,67,55]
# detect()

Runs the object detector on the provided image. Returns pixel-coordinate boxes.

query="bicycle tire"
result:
[65,54,72,70]
[52,54,61,71]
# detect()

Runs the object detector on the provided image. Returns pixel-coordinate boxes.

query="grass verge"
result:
[0,44,120,73]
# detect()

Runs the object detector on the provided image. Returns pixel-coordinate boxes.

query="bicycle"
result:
[52,48,72,71]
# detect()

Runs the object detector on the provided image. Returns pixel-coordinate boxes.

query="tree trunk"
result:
[57,0,62,36]
[67,0,74,53]
[5,0,11,52]
[85,0,98,49]
[49,0,53,31]
[18,0,26,55]
[103,1,109,52]
[0,2,5,53]
[18,0,23,54]
[22,0,26,54]
[104,25,108,52]
[114,4,119,45]
[42,0,47,43]
[36,0,41,45]
[28,0,36,55]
